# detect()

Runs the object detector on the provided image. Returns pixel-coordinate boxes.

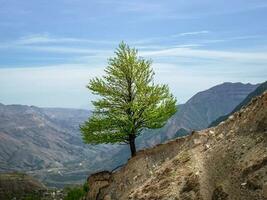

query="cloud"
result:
[22,46,113,56]
[17,34,117,45]
[0,61,262,108]
[0,64,105,108]
[130,30,210,45]
[0,55,266,108]
[173,30,210,37]
[1,33,266,69]
[141,47,267,63]
[0,34,115,58]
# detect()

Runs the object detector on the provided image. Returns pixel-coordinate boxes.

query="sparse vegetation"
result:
[64,183,89,200]
[23,193,42,200]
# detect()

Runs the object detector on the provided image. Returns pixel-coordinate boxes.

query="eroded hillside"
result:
[0,105,124,187]
[86,92,267,200]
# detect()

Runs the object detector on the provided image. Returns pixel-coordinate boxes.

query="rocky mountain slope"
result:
[86,91,267,200]
[210,81,267,127]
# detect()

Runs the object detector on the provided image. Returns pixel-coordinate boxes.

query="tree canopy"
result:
[80,42,177,156]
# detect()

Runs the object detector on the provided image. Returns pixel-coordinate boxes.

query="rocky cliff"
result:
[86,91,267,200]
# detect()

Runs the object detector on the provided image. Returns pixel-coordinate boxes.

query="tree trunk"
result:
[129,134,136,157]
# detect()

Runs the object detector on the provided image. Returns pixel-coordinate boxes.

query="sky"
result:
[0,0,267,109]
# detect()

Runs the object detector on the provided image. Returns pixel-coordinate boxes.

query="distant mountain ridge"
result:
[209,81,267,127]
[138,82,258,147]
[0,82,259,187]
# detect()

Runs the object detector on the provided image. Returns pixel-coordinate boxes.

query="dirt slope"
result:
[86,92,267,200]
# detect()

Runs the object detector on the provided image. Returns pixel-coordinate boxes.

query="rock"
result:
[194,139,202,145]
[229,115,234,120]
[212,186,229,200]
[86,171,111,200]
[218,134,224,139]
[241,182,247,186]
[219,121,225,125]
[103,194,112,200]
[209,130,216,137]
[133,175,138,181]
[263,184,267,198]
[204,144,211,151]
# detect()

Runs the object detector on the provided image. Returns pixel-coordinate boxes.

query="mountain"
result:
[209,81,267,127]
[138,82,258,147]
[41,107,91,132]
[0,82,259,187]
[86,91,267,200]
[0,172,46,200]
[0,105,124,187]
[0,172,68,199]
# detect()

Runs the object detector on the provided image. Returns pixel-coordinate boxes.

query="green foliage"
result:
[81,42,177,147]
[23,193,41,200]
[64,183,88,200]
[83,182,89,193]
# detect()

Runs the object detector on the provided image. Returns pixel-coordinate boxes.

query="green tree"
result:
[80,42,177,157]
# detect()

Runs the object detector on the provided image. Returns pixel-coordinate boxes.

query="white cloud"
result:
[130,30,209,45]
[22,46,113,56]
[17,34,117,45]
[0,58,265,108]
[173,30,210,37]
[153,61,266,103]
[141,47,267,63]
[0,65,104,108]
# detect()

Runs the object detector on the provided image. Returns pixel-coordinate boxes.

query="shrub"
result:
[64,182,89,200]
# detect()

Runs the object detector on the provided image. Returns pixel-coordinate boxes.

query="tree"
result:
[80,42,177,157]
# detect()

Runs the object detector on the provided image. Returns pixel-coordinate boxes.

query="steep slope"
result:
[138,82,258,147]
[0,105,123,187]
[210,81,267,127]
[86,92,267,200]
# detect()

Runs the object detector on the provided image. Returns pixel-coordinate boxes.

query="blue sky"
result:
[0,0,267,108]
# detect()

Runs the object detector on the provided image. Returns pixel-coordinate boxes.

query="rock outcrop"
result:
[86,92,267,200]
